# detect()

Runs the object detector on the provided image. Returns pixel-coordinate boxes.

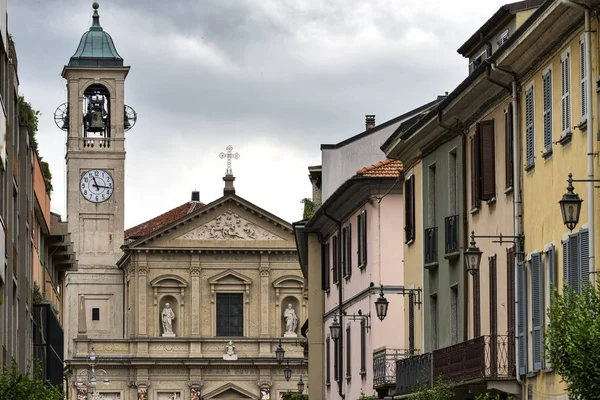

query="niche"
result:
[159,296,179,337]
[281,296,300,337]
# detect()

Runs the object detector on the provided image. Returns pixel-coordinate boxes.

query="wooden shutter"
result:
[362,210,367,266]
[505,105,514,188]
[470,132,481,209]
[479,120,496,200]
[579,229,590,289]
[489,255,497,336]
[543,70,553,153]
[525,86,535,167]
[580,38,587,121]
[561,51,571,136]
[332,235,339,285]
[517,261,527,375]
[322,243,330,291]
[531,252,543,371]
[404,176,414,242]
[326,337,331,384]
[346,224,352,277]
[346,326,351,377]
[360,319,366,374]
[357,212,364,267]
[474,271,481,337]
[507,247,516,375]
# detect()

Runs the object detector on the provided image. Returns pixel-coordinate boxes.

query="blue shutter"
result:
[548,245,556,290]
[543,70,552,153]
[579,229,590,289]
[517,261,527,375]
[525,87,535,167]
[531,253,543,371]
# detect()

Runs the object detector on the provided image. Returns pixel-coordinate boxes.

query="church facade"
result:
[62,4,307,400]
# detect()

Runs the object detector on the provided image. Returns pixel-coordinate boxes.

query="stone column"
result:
[307,233,324,398]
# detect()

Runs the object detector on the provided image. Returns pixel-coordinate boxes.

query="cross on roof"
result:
[219,145,240,177]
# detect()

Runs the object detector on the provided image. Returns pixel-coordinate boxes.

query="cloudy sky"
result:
[9,0,508,228]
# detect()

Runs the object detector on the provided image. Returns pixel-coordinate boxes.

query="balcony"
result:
[395,353,431,395]
[433,335,513,382]
[444,215,459,258]
[374,348,416,389]
[33,303,64,388]
[424,227,438,267]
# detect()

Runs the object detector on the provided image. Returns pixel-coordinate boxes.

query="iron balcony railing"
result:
[432,335,513,382]
[374,348,417,388]
[424,227,438,265]
[395,353,431,395]
[444,215,459,255]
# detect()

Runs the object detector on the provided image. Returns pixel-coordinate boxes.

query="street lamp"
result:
[329,315,342,341]
[374,285,389,321]
[283,362,292,382]
[75,347,110,399]
[559,173,584,232]
[297,375,305,394]
[464,232,483,276]
[275,340,285,364]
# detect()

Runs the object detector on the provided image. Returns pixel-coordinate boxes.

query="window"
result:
[470,132,481,209]
[473,268,481,337]
[450,286,458,345]
[580,36,588,123]
[525,85,535,168]
[531,252,544,371]
[505,105,514,188]
[332,235,339,285]
[489,255,497,336]
[517,261,528,375]
[357,210,367,268]
[360,319,367,375]
[342,224,351,278]
[430,294,438,350]
[216,293,243,336]
[92,308,100,321]
[543,69,553,155]
[326,337,331,385]
[561,50,571,137]
[322,243,330,291]
[427,164,436,227]
[562,228,590,293]
[448,150,457,214]
[479,121,496,200]
[497,29,509,48]
[346,326,351,379]
[404,175,415,242]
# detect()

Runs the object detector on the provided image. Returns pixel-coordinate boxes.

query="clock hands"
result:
[90,176,111,190]
[91,176,100,190]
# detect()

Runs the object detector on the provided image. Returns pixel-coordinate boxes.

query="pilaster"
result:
[137,252,148,337]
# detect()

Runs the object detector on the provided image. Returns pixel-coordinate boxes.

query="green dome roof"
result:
[68,3,123,67]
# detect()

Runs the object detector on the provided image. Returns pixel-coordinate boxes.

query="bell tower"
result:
[57,2,137,357]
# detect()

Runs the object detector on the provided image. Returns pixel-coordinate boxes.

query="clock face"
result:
[80,169,113,203]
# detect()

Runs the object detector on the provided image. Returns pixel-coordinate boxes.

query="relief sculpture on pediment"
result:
[178,211,282,241]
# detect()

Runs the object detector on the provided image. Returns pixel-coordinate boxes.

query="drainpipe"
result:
[491,63,523,391]
[323,208,345,400]
[562,0,595,280]
[436,111,469,342]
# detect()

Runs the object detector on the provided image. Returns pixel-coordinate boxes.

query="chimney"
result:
[223,175,236,196]
[365,115,376,130]
[191,191,200,202]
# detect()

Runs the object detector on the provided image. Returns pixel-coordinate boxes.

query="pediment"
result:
[204,383,256,399]
[208,269,252,286]
[272,275,304,288]
[150,274,188,288]
[175,210,285,241]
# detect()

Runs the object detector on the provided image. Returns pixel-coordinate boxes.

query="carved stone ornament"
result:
[187,381,204,388]
[257,380,273,388]
[177,210,282,241]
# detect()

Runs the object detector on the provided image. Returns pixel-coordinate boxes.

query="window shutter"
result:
[543,70,553,152]
[471,132,481,209]
[332,236,339,284]
[505,105,514,188]
[517,261,527,375]
[579,228,590,289]
[357,212,363,267]
[561,52,571,136]
[361,210,367,267]
[507,247,516,375]
[346,223,352,277]
[531,252,543,371]
[409,293,415,351]
[360,319,366,374]
[326,337,331,384]
[569,233,580,293]
[548,244,556,293]
[322,243,330,291]
[346,326,351,378]
[479,120,496,200]
[474,271,481,337]
[580,38,587,121]
[405,176,415,242]
[525,87,535,167]
[489,255,498,336]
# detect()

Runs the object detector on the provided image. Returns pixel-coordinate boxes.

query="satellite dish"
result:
[54,102,69,131]
[124,105,137,132]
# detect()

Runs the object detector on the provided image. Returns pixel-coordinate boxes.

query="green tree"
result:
[0,359,62,400]
[546,284,600,400]
[300,198,318,220]
[280,393,308,400]
[409,377,453,400]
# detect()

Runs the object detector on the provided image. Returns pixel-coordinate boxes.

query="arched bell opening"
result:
[83,84,111,138]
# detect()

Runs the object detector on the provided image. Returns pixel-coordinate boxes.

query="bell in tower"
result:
[83,85,110,137]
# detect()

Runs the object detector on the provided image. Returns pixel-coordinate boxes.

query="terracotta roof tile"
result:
[356,159,403,178]
[125,201,205,239]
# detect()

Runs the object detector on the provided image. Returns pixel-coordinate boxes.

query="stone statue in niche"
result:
[178,210,281,240]
[283,304,298,337]
[161,303,176,337]
[223,340,238,360]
